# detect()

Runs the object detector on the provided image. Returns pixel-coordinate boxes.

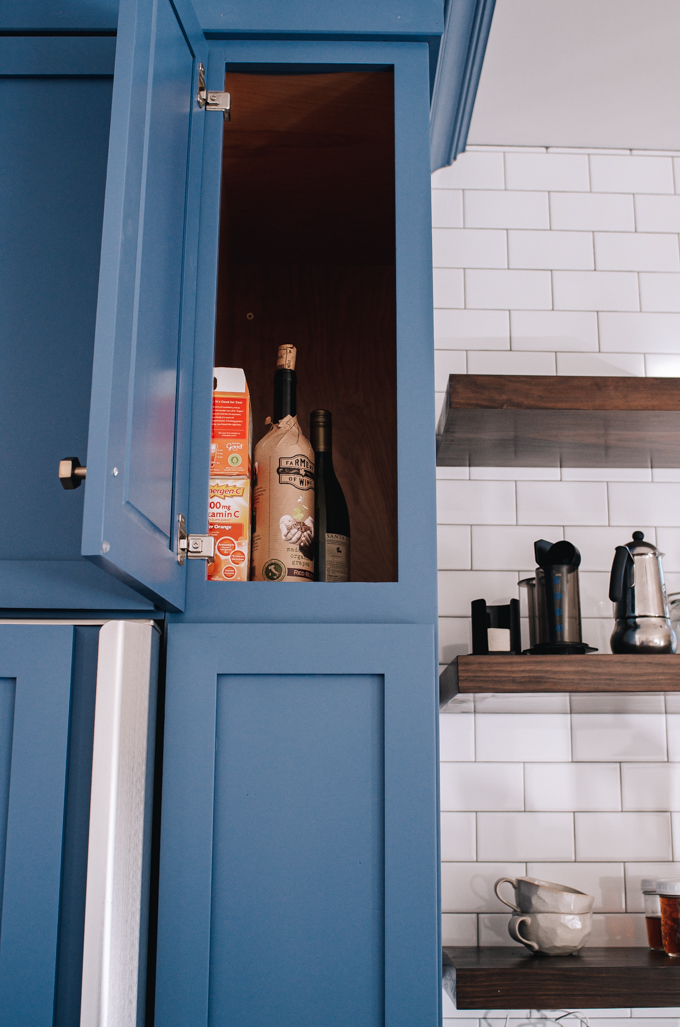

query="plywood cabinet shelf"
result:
[444,946,680,1009]
[436,374,680,467]
[440,654,680,711]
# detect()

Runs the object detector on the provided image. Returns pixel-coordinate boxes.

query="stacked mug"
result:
[495,876,594,955]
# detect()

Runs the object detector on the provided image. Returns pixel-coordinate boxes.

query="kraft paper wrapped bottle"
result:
[251,345,315,582]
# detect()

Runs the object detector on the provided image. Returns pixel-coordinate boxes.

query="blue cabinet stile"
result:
[0,625,98,1027]
[0,0,498,1022]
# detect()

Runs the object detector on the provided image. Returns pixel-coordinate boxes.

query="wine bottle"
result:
[310,409,350,582]
[251,345,315,582]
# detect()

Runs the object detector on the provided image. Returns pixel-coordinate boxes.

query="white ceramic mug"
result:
[508,911,592,956]
[495,876,594,914]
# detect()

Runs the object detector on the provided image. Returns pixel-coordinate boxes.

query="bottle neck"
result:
[310,418,332,455]
[273,368,296,421]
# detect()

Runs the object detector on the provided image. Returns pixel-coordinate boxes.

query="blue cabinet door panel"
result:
[156,623,440,1027]
[0,626,75,1026]
[82,0,208,611]
[0,625,98,1027]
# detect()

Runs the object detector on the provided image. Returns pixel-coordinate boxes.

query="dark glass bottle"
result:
[310,409,350,582]
[273,343,296,421]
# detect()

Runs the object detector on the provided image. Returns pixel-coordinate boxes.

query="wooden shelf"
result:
[444,946,680,1009]
[436,375,680,467]
[440,654,680,711]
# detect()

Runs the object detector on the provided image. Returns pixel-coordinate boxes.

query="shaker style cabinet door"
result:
[156,623,440,1027]
[82,0,208,611]
[0,625,99,1027]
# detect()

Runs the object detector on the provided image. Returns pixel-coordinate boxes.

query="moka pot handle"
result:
[609,545,632,603]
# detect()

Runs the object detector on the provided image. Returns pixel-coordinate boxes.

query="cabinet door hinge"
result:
[197,62,231,120]
[177,513,215,565]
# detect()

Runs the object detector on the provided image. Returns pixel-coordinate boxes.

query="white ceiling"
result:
[467,0,680,151]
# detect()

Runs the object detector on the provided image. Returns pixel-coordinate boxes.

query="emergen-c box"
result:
[210,368,252,477]
[207,476,250,581]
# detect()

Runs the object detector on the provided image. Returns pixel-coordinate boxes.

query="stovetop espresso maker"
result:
[609,531,676,653]
[520,539,596,654]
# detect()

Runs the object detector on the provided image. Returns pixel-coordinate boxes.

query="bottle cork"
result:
[276,344,296,370]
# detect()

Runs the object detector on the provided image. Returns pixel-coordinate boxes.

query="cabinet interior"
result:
[214,66,398,582]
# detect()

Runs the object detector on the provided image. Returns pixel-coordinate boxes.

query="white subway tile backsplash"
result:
[622,764,680,811]
[508,230,594,271]
[431,150,680,966]
[438,571,519,617]
[675,157,680,192]
[505,152,590,192]
[594,233,680,273]
[646,354,680,376]
[625,864,680,912]
[572,715,667,762]
[550,192,635,232]
[437,479,516,525]
[579,572,616,618]
[438,617,471,664]
[478,913,518,946]
[464,190,549,230]
[471,525,560,570]
[441,811,477,860]
[434,350,467,390]
[599,312,680,352]
[433,308,510,349]
[432,189,464,228]
[441,912,478,946]
[438,525,472,570]
[477,812,575,861]
[527,862,625,912]
[575,813,672,861]
[470,466,559,480]
[590,155,675,195]
[433,269,465,309]
[608,483,680,527]
[553,271,640,312]
[588,913,648,946]
[465,269,552,310]
[476,714,571,762]
[510,310,599,351]
[634,194,680,233]
[561,467,651,481]
[432,151,505,190]
[516,481,608,525]
[524,763,621,812]
[440,763,524,812]
[556,352,645,376]
[639,273,680,313]
[665,715,680,762]
[441,861,527,912]
[467,350,556,376]
[433,228,507,269]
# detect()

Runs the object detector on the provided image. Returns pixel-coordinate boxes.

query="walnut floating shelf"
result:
[440,654,680,710]
[436,374,680,467]
[444,947,680,1009]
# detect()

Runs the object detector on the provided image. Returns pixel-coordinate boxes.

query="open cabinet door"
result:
[82,0,208,611]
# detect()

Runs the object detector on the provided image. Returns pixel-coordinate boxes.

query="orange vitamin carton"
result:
[206,476,250,581]
[210,367,252,477]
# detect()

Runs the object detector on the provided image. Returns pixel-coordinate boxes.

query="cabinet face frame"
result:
[180,40,437,625]
[155,622,440,1027]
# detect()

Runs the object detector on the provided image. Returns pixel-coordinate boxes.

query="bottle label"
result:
[324,533,350,582]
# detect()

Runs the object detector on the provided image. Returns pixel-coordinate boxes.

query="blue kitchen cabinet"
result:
[0,625,99,1027]
[156,623,438,1027]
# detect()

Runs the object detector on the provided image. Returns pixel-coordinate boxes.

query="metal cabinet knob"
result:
[59,457,87,489]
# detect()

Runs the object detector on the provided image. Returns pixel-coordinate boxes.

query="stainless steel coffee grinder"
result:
[609,531,676,653]
[520,539,596,654]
